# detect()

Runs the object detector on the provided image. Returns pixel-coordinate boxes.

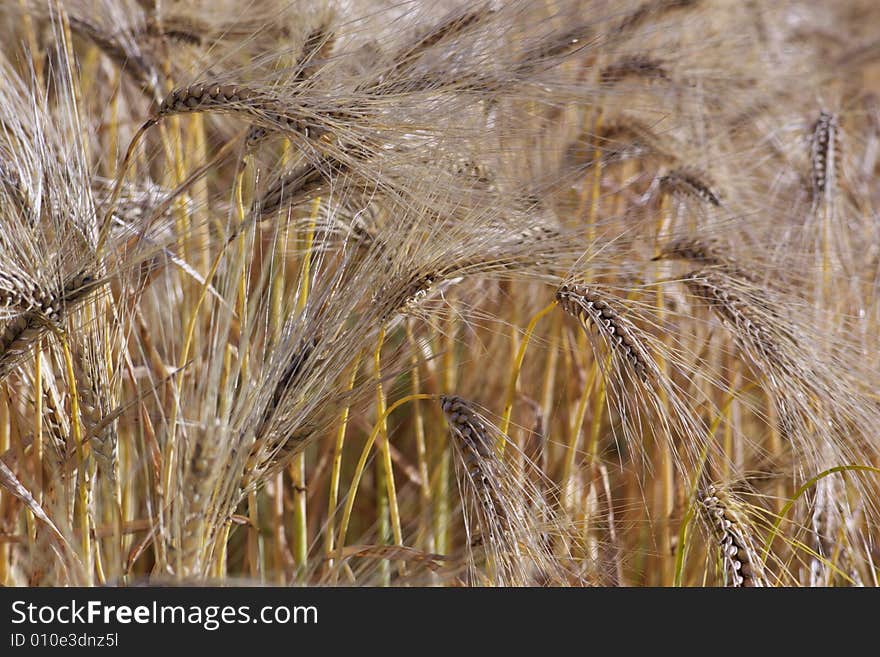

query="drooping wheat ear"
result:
[441,395,497,475]
[556,283,655,381]
[155,83,328,145]
[0,270,103,382]
[566,116,676,169]
[683,269,782,365]
[659,168,721,206]
[600,55,669,85]
[439,395,516,578]
[377,272,440,322]
[297,23,337,78]
[156,84,259,118]
[253,337,320,444]
[140,16,205,46]
[409,5,494,53]
[699,484,766,587]
[440,394,585,585]
[244,23,337,151]
[0,269,40,312]
[241,336,328,490]
[67,15,158,99]
[614,0,701,36]
[809,110,841,203]
[655,238,761,286]
[252,160,341,219]
[385,4,495,79]
[652,236,728,266]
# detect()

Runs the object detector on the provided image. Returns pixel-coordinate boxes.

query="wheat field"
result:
[0,0,878,587]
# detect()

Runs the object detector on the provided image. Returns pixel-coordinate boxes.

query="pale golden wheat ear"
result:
[0,39,131,583]
[0,0,879,587]
[0,64,108,385]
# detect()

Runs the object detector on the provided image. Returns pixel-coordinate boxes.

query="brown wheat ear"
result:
[651,236,727,266]
[659,168,721,206]
[683,269,782,365]
[440,395,497,471]
[67,15,159,99]
[385,4,495,80]
[809,110,841,203]
[613,0,701,36]
[156,84,259,118]
[556,283,655,381]
[700,484,767,587]
[600,55,669,85]
[440,395,507,536]
[141,18,205,46]
[154,83,325,144]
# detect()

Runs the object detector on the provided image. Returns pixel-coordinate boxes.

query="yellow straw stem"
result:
[374,327,404,549]
[291,196,322,576]
[297,197,322,313]
[406,321,433,549]
[60,334,92,585]
[336,393,435,559]
[499,300,557,447]
[325,352,363,567]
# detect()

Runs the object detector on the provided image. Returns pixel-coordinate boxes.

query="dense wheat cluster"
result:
[0,0,878,587]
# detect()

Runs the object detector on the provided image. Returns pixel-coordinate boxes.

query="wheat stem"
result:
[60,333,92,585]
[406,321,433,552]
[325,353,363,571]
[336,394,435,563]
[499,300,557,450]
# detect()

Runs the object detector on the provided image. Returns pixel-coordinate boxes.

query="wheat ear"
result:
[700,484,767,587]
[556,283,655,381]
